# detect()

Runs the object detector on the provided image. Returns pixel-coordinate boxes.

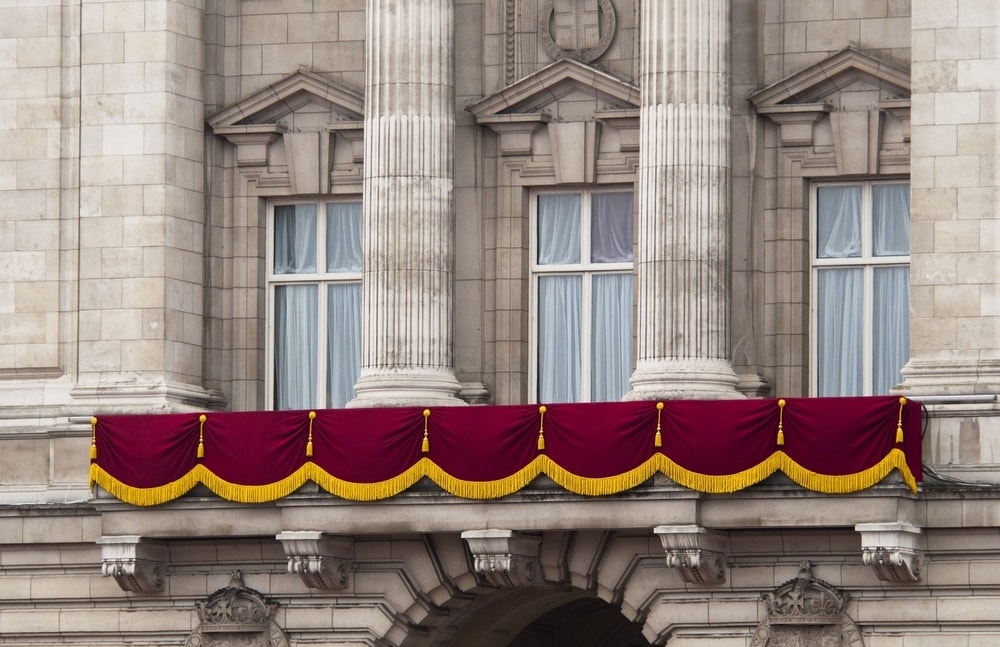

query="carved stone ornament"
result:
[653,525,727,584]
[538,0,617,64]
[855,522,924,582]
[751,562,864,647]
[97,535,168,593]
[461,529,542,587]
[275,531,352,589]
[184,571,289,647]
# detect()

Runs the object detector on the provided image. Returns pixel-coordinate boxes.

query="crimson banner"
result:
[89,396,922,506]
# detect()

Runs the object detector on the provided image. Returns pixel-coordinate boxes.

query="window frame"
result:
[808,180,910,396]
[528,188,635,404]
[265,198,363,410]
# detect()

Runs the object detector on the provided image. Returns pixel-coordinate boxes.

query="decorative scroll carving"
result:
[276,531,352,589]
[653,525,727,584]
[751,562,864,647]
[97,535,168,593]
[461,529,541,587]
[185,571,289,647]
[855,522,924,582]
[538,0,617,64]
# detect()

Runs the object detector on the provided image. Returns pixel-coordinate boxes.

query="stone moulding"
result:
[855,522,925,582]
[97,535,168,593]
[275,531,353,589]
[461,529,542,587]
[653,525,728,584]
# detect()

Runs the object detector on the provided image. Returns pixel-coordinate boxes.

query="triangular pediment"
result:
[748,46,909,109]
[208,70,364,129]
[469,58,639,120]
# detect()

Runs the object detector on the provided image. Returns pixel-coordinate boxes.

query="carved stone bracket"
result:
[97,535,168,593]
[855,522,925,582]
[461,529,542,587]
[276,531,352,589]
[653,525,728,584]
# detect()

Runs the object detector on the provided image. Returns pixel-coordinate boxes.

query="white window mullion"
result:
[580,272,593,402]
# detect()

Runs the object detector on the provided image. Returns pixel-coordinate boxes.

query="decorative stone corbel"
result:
[461,529,541,587]
[97,535,168,593]
[276,531,352,589]
[855,522,925,582]
[654,525,728,584]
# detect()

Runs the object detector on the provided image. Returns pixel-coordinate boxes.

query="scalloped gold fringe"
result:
[90,448,918,507]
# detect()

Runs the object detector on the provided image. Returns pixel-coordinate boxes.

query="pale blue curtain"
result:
[274,204,317,274]
[873,266,909,394]
[817,268,863,396]
[591,192,633,263]
[274,284,318,409]
[327,202,363,272]
[591,274,632,401]
[537,194,581,264]
[327,283,362,408]
[538,275,581,403]
[872,184,910,256]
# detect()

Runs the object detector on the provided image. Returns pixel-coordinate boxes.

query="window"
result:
[811,182,910,396]
[268,201,362,409]
[531,190,634,403]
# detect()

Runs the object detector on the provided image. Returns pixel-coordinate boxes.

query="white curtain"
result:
[327,202,363,272]
[327,283,362,408]
[591,273,632,401]
[591,192,633,263]
[274,284,318,409]
[816,268,863,396]
[816,186,861,259]
[274,204,317,274]
[538,275,581,403]
[873,266,909,394]
[537,194,581,264]
[872,184,910,256]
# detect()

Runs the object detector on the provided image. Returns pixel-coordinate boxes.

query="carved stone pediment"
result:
[186,571,289,647]
[208,71,365,193]
[751,562,863,647]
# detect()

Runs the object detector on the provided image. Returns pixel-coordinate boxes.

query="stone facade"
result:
[1,0,999,646]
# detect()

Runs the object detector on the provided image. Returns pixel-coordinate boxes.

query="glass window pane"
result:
[274,284,318,409]
[591,273,632,401]
[327,282,362,408]
[591,192,634,263]
[816,268,863,396]
[537,194,581,265]
[274,204,317,274]
[537,275,582,402]
[816,186,861,259]
[327,202,363,272]
[872,184,910,256]
[873,266,910,394]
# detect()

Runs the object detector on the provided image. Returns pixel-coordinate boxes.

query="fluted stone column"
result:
[626,0,742,400]
[350,0,465,407]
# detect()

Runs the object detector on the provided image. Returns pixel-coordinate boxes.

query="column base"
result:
[898,357,1000,397]
[625,359,744,401]
[348,368,467,408]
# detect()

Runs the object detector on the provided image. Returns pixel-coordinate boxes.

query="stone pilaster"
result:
[350,0,465,407]
[626,0,742,400]
[900,3,1000,397]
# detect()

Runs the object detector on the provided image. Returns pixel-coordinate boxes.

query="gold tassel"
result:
[776,399,786,446]
[654,402,664,448]
[306,411,316,457]
[421,409,431,453]
[197,414,206,459]
[896,396,907,444]
[89,416,98,460]
[537,405,546,451]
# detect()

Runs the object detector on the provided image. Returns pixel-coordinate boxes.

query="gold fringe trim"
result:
[88,448,919,506]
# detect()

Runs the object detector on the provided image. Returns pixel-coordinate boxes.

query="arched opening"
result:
[439,589,653,647]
